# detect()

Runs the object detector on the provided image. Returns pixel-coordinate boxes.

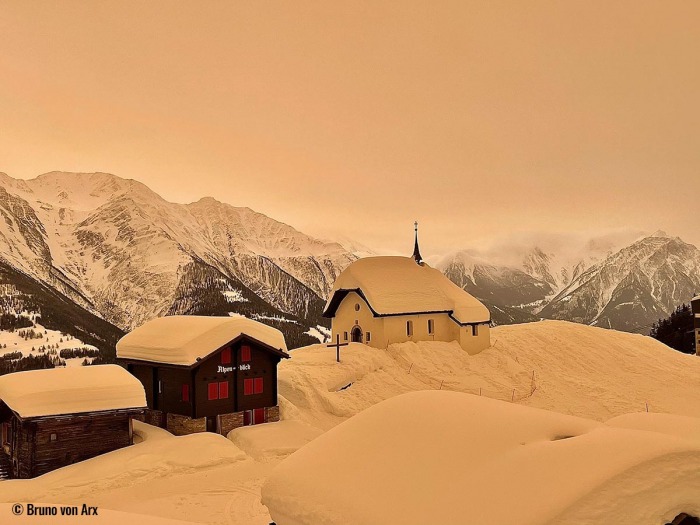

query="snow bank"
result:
[0,364,146,418]
[262,391,700,525]
[0,423,251,524]
[116,315,288,365]
[228,420,323,461]
[323,256,489,323]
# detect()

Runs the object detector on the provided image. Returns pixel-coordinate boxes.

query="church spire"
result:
[412,221,423,264]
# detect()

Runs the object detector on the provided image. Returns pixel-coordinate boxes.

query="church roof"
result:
[323,256,490,324]
[117,315,289,366]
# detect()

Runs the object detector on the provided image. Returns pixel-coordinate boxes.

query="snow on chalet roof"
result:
[0,365,146,418]
[116,315,288,366]
[323,256,490,324]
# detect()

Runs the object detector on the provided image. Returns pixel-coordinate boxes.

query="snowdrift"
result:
[278,321,700,431]
[262,391,700,525]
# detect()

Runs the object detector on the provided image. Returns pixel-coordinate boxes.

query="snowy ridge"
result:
[0,171,359,348]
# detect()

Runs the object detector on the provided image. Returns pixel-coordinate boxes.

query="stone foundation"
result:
[217,412,245,436]
[133,409,165,428]
[166,413,207,436]
[266,405,280,423]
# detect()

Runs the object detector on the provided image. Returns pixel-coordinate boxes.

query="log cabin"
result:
[116,315,289,436]
[0,365,146,479]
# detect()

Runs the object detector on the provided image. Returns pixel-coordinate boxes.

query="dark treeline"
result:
[649,303,695,354]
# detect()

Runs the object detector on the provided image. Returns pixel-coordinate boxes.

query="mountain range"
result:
[0,171,698,362]
[439,231,700,333]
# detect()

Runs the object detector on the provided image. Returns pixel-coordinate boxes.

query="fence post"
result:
[511,389,515,402]
[439,380,443,390]
[408,363,413,374]
[479,387,482,396]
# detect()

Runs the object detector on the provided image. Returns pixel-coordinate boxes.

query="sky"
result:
[1,1,699,256]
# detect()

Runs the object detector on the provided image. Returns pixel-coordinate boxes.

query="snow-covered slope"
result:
[0,171,358,349]
[541,233,700,333]
[439,231,700,333]
[262,391,700,525]
[2,321,700,524]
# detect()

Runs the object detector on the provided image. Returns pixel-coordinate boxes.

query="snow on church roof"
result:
[323,256,490,324]
[0,365,146,418]
[116,315,288,366]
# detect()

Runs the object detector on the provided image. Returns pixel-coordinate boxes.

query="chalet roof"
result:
[323,256,490,324]
[0,365,146,419]
[116,315,289,366]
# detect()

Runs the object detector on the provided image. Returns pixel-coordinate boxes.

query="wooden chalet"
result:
[116,315,290,436]
[0,365,146,479]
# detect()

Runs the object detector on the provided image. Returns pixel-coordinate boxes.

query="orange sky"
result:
[1,1,699,255]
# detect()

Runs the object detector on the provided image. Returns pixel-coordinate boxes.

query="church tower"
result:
[412,221,423,265]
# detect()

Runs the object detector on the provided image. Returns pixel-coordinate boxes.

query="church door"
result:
[351,326,363,343]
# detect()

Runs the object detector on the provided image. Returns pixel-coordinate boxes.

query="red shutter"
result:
[221,348,232,364]
[219,381,229,399]
[182,384,189,402]
[244,378,253,395]
[254,377,263,394]
[208,382,218,400]
[241,345,251,362]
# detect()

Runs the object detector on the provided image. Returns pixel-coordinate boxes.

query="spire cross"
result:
[412,221,423,264]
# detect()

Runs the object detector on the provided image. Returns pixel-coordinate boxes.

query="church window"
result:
[407,320,413,337]
[344,331,348,341]
[355,303,360,311]
[428,319,434,335]
[366,331,371,342]
[472,325,479,336]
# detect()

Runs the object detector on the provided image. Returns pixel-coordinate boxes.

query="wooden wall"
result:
[9,411,139,479]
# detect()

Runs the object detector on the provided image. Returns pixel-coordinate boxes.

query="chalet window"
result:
[50,433,57,442]
[244,378,254,395]
[241,345,251,362]
[407,320,413,337]
[343,332,348,341]
[428,319,434,335]
[472,325,479,336]
[219,381,229,399]
[221,348,232,364]
[254,377,264,394]
[208,382,219,400]
[158,380,162,394]
[182,384,190,402]
[355,303,360,311]
[366,331,371,342]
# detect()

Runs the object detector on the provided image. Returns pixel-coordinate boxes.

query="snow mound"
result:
[262,391,700,525]
[0,364,146,418]
[116,315,288,365]
[228,420,323,461]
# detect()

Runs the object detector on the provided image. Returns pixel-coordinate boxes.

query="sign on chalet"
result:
[116,315,289,436]
[0,365,146,479]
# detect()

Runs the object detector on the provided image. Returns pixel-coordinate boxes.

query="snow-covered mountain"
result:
[439,231,700,333]
[0,171,359,352]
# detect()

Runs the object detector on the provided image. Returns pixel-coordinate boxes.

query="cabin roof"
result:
[323,256,490,324]
[0,365,147,419]
[116,315,289,366]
